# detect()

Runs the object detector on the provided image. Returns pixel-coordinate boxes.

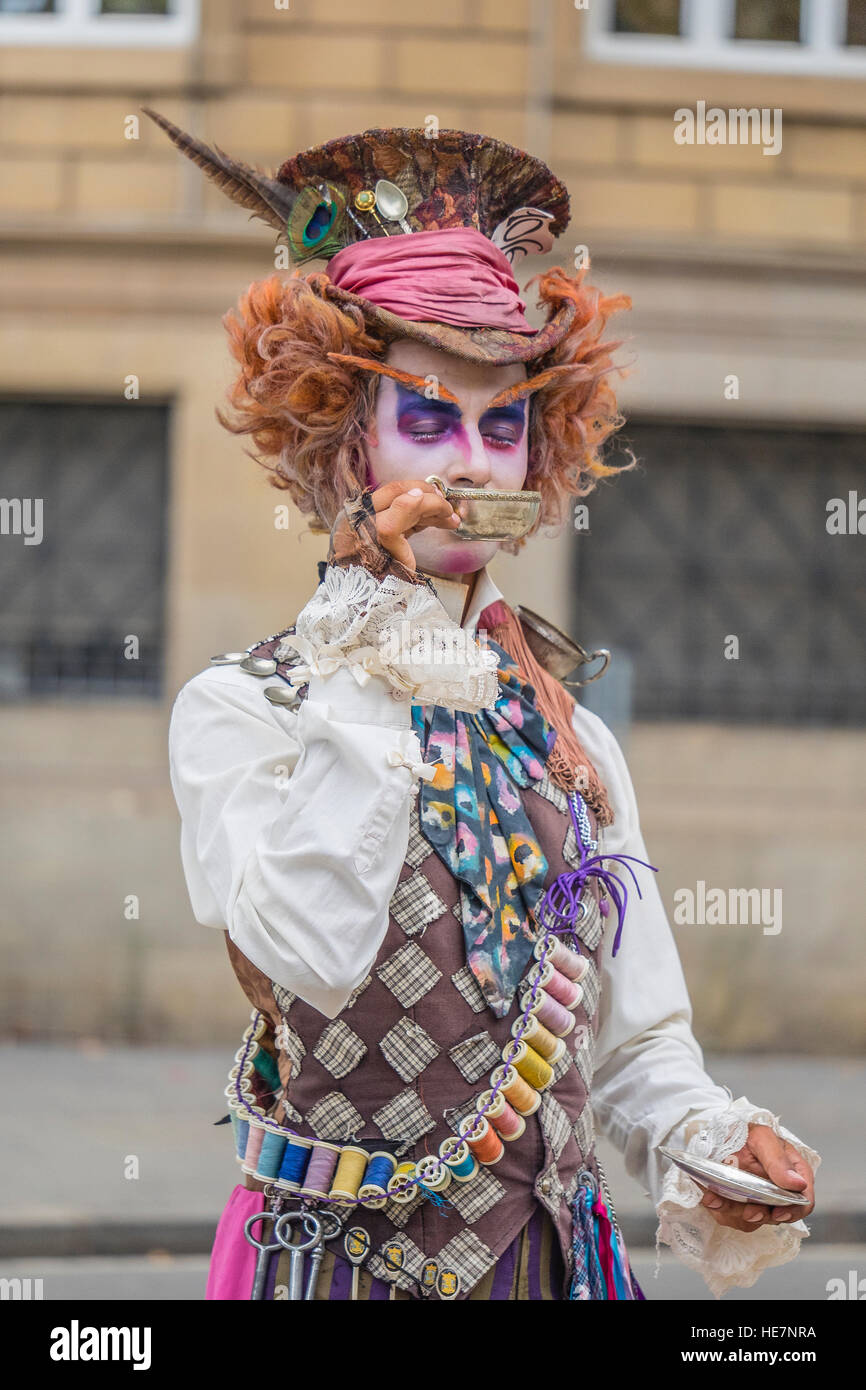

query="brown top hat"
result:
[144,110,576,365]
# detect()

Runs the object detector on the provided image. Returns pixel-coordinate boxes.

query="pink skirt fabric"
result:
[205,1184,266,1301]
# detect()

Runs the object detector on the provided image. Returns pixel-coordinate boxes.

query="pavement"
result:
[1,1044,863,1300]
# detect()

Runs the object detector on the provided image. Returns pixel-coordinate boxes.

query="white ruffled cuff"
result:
[280,564,499,714]
[655,1095,821,1299]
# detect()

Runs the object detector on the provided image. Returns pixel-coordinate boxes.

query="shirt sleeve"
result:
[571,703,820,1297]
[169,661,431,1019]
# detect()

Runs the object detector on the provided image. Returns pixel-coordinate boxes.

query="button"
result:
[390,689,407,701]
[539,1177,552,1196]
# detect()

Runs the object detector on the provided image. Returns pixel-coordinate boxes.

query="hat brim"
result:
[320,281,576,366]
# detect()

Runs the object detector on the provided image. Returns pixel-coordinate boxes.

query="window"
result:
[586,0,866,75]
[0,0,198,45]
[0,400,170,699]
[573,422,866,726]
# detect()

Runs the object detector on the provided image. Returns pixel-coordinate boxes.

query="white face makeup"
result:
[364,340,530,580]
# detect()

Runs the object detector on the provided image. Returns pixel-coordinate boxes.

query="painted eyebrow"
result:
[326,353,462,406]
[483,364,588,411]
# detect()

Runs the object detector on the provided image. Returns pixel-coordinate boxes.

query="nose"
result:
[448,422,492,490]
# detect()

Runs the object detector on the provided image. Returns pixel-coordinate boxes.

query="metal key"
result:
[275,1211,322,1301]
[243,1210,283,1302]
[303,1208,343,1300]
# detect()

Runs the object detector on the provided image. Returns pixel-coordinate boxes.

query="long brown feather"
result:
[142,107,294,233]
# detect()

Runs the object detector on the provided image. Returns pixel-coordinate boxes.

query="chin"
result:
[418,538,496,576]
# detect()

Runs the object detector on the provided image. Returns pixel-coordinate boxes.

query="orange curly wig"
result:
[219,266,633,553]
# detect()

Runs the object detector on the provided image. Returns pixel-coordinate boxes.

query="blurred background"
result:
[1,0,864,1299]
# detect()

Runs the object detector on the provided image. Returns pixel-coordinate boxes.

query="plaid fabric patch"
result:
[272,984,296,1016]
[580,959,601,1019]
[313,1019,367,1079]
[404,807,433,869]
[281,1096,303,1124]
[435,1229,497,1293]
[448,1031,501,1084]
[550,1048,573,1086]
[376,942,442,1008]
[344,974,372,1010]
[533,770,569,814]
[450,965,488,1014]
[572,1103,594,1159]
[305,1091,364,1142]
[383,1189,425,1230]
[389,870,446,939]
[539,1092,572,1161]
[443,1096,481,1136]
[572,1024,593,1089]
[379,1017,441,1083]
[368,1233,427,1293]
[445,1166,505,1225]
[372,1087,435,1152]
[275,1021,306,1077]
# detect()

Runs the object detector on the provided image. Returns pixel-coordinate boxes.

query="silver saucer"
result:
[658,1146,810,1206]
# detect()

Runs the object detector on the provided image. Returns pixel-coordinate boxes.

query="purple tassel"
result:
[536,793,657,956]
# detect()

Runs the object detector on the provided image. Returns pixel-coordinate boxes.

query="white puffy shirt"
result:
[168,563,819,1297]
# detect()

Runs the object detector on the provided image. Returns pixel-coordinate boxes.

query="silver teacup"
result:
[425,474,541,542]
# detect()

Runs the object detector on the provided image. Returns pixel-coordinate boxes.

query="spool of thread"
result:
[300,1140,341,1197]
[525,987,575,1038]
[460,1114,504,1166]
[532,959,583,1011]
[358,1151,396,1209]
[330,1145,369,1202]
[506,1038,554,1092]
[513,1012,565,1064]
[230,1109,250,1164]
[477,1088,525,1142]
[491,1063,541,1116]
[387,1161,419,1204]
[415,1155,451,1194]
[276,1135,312,1191]
[535,934,588,982]
[241,1119,267,1174]
[255,1128,288,1181]
[439,1136,478,1183]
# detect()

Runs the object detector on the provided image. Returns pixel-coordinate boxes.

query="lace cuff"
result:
[279,564,499,714]
[655,1095,821,1299]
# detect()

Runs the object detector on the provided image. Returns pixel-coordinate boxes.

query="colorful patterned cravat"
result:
[411,639,558,1018]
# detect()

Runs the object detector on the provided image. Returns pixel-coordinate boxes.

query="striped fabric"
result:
[267,1202,566,1301]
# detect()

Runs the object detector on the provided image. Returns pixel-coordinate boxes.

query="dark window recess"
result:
[613,0,681,36]
[847,0,866,45]
[0,400,169,699]
[573,422,866,726]
[733,0,801,43]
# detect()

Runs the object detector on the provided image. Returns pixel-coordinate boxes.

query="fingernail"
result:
[746,1213,763,1222]
[786,1169,803,1183]
[408,488,423,497]
[705,1196,723,1209]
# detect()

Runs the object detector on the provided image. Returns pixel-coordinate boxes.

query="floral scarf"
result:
[411,639,559,1018]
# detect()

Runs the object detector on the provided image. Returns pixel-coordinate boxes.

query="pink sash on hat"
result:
[327,227,535,334]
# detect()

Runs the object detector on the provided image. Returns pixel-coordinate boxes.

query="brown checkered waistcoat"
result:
[226,758,608,1301]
